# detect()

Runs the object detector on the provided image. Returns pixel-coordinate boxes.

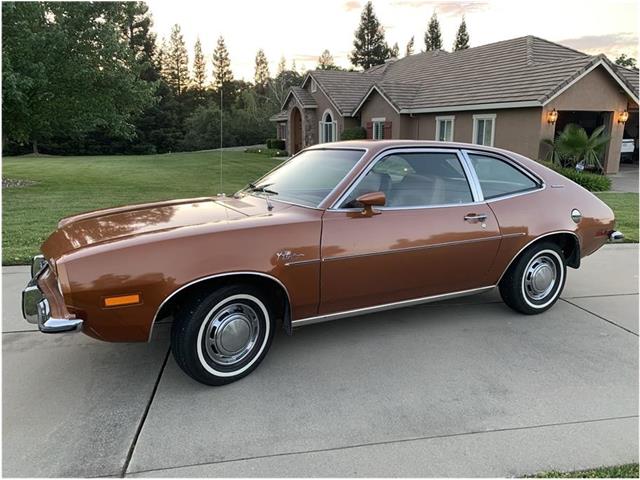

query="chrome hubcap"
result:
[524,254,557,300]
[204,303,260,366]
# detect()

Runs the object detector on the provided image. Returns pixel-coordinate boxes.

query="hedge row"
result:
[542,162,612,192]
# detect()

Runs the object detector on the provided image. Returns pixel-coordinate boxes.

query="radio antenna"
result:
[219,87,223,195]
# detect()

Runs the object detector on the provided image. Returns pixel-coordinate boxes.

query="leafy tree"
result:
[615,53,637,69]
[317,49,338,70]
[192,37,206,93]
[424,11,443,51]
[349,1,390,70]
[2,1,155,153]
[453,16,470,51]
[390,42,400,58]
[268,67,302,110]
[405,36,415,56]
[254,49,269,93]
[164,24,189,95]
[212,36,234,107]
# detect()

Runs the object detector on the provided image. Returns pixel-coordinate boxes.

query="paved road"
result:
[3,245,638,477]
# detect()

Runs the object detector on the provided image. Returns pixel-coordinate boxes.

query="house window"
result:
[278,124,287,141]
[472,114,496,146]
[435,116,455,142]
[311,79,317,93]
[319,110,337,143]
[372,117,386,139]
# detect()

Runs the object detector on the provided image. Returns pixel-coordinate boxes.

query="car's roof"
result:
[305,140,516,158]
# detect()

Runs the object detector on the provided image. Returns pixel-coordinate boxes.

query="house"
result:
[270,36,639,174]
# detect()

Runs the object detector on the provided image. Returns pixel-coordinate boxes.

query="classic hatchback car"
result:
[23,140,622,385]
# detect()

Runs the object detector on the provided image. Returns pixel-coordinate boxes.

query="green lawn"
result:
[2,153,638,265]
[2,151,281,265]
[595,192,639,243]
[534,463,639,478]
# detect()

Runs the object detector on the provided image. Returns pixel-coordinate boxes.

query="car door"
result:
[319,148,501,315]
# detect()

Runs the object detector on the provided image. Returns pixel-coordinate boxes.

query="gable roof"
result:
[301,69,385,115]
[283,86,318,109]
[313,36,638,117]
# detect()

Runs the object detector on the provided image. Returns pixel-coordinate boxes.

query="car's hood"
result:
[41,195,289,259]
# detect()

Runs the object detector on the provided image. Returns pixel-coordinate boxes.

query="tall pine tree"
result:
[164,24,189,95]
[192,37,206,92]
[453,17,470,51]
[405,36,415,57]
[424,12,443,51]
[390,42,400,58]
[317,49,338,70]
[254,49,269,94]
[349,1,390,70]
[277,56,286,76]
[212,36,234,107]
[117,1,157,81]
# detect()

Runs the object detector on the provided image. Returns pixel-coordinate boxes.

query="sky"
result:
[147,0,639,82]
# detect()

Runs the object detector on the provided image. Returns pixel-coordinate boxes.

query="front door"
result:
[319,149,501,315]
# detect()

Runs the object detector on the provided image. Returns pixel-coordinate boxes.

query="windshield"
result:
[241,149,365,207]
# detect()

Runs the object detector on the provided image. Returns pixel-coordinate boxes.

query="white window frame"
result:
[319,109,337,143]
[435,115,455,142]
[472,114,496,146]
[372,117,386,140]
[310,79,317,93]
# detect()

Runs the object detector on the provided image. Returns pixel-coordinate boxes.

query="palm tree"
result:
[549,123,610,172]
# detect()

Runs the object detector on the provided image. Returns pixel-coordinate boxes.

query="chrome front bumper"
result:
[22,256,83,333]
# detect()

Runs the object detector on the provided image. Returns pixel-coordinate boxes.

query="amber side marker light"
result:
[103,294,141,307]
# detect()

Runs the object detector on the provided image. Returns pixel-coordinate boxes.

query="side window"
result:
[468,153,539,199]
[341,151,473,208]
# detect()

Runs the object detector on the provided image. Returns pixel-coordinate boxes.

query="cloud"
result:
[343,0,361,11]
[558,32,638,57]
[390,0,490,16]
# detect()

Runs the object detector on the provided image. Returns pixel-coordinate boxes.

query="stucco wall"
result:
[307,79,347,141]
[411,108,543,160]
[542,65,633,173]
[359,90,402,138]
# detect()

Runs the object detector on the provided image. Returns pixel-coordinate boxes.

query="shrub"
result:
[245,147,289,157]
[266,138,285,150]
[542,161,611,191]
[341,127,367,140]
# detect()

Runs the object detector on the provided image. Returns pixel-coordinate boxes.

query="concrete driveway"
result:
[3,245,638,477]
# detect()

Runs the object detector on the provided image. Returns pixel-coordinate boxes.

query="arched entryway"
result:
[290,107,303,154]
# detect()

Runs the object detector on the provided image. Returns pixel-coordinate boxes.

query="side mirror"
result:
[356,191,386,216]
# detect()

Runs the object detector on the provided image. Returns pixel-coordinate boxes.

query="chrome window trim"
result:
[462,149,545,202]
[148,271,293,342]
[329,147,480,211]
[292,286,495,327]
[240,147,368,211]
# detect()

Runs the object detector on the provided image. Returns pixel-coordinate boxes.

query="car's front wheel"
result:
[171,284,274,386]
[499,241,567,315]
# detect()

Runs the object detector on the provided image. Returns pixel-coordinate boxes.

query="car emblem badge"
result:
[276,250,304,263]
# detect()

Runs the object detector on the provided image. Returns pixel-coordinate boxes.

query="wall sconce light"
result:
[618,110,629,124]
[547,109,558,124]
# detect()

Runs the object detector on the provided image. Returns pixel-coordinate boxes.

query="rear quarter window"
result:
[468,153,539,199]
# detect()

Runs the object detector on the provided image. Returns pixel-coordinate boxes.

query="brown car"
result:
[22,140,622,385]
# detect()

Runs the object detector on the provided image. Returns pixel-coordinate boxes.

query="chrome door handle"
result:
[464,213,487,223]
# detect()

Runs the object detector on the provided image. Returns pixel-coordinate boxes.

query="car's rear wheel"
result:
[171,284,274,386]
[499,241,566,315]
